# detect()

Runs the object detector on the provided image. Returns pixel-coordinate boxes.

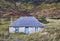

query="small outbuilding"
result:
[9,16,44,34]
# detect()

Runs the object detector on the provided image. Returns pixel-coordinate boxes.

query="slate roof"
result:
[10,16,44,27]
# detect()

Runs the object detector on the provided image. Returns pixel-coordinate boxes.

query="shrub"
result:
[50,18,60,19]
[38,16,49,24]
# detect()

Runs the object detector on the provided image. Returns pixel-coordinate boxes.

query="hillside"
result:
[0,0,60,18]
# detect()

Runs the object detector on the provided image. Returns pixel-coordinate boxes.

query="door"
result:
[15,27,19,33]
[25,27,29,34]
[35,27,38,32]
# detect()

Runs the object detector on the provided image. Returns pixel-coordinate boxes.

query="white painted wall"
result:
[29,27,35,33]
[9,27,44,34]
[19,27,25,33]
[9,27,15,33]
[38,27,44,32]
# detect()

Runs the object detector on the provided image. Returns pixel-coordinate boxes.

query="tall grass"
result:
[0,19,60,41]
[23,19,60,41]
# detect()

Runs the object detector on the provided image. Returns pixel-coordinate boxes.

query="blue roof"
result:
[10,16,44,27]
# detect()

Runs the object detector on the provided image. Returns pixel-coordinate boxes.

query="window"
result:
[38,27,44,32]
[29,27,35,33]
[19,27,25,33]
[9,27,15,33]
